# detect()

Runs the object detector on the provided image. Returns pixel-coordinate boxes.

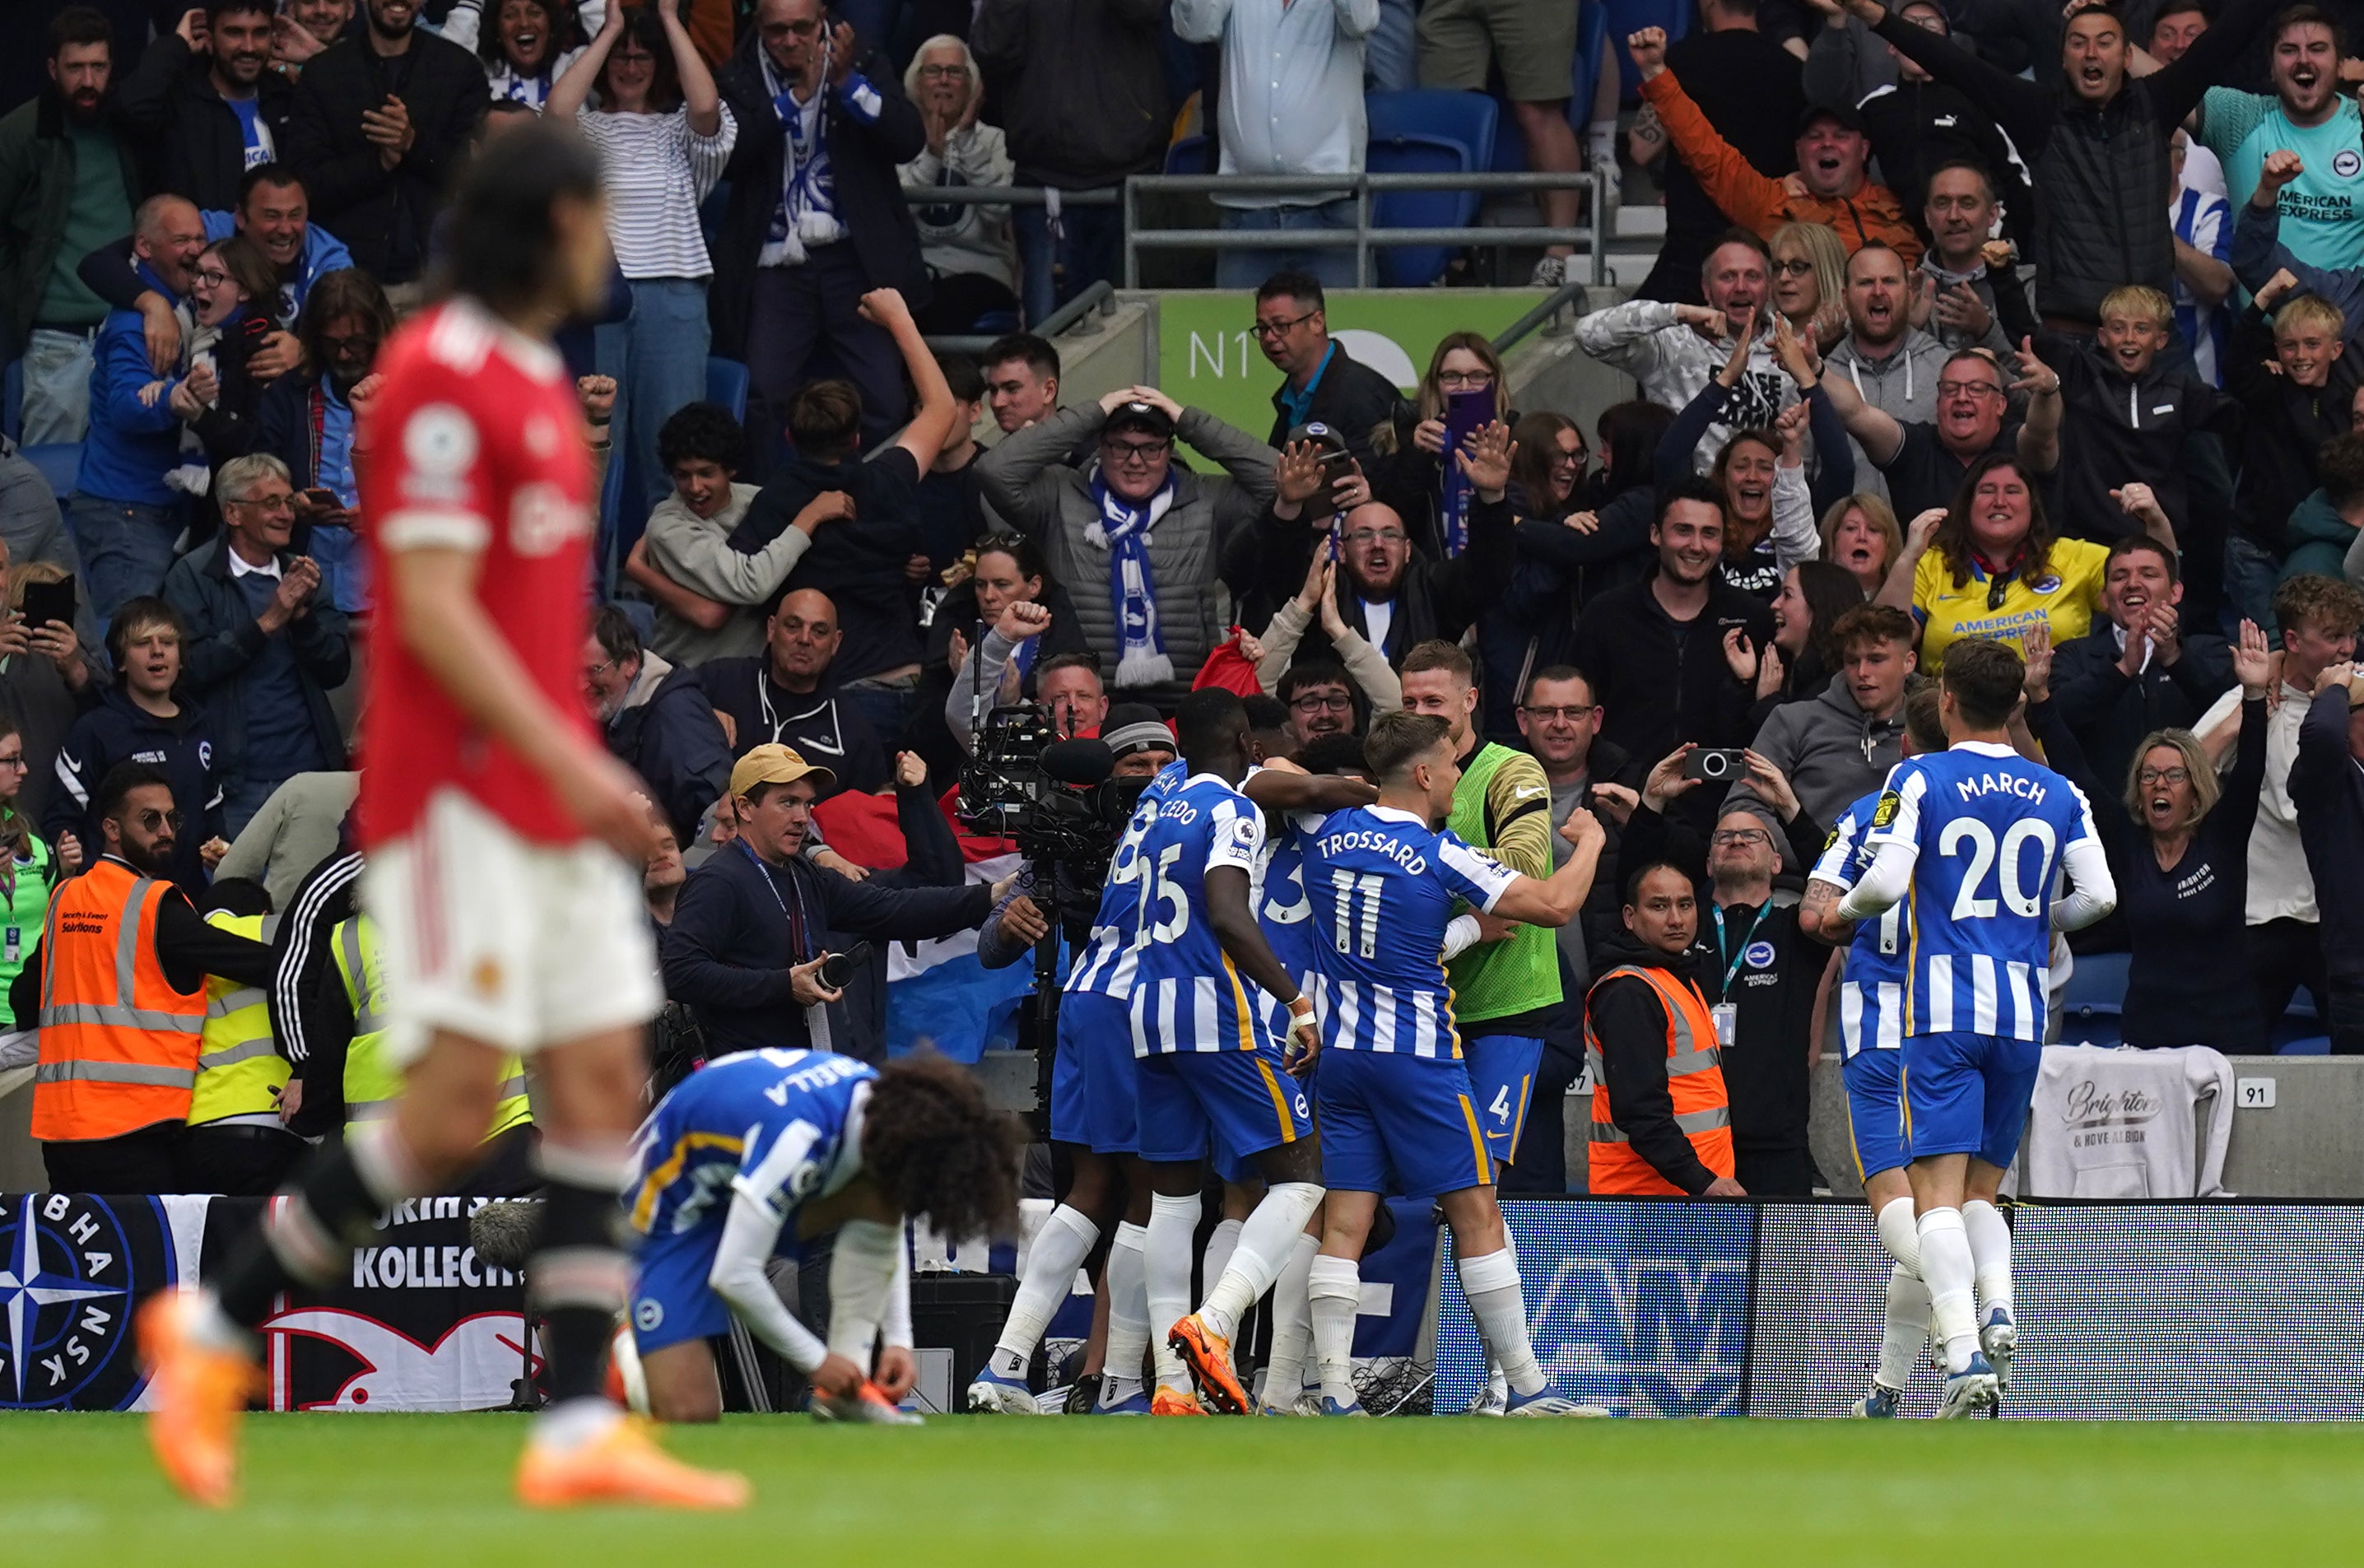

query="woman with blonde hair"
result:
[1770,221,1847,352]
[1819,492,1902,594]
[1369,330,1510,559]
[2023,620,2275,1051]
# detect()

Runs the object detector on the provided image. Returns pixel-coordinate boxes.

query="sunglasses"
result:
[134,809,185,833]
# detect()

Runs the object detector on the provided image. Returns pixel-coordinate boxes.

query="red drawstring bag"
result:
[1192,626,1263,696]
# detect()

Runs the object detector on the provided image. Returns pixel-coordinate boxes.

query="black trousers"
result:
[1735,1142,1822,1199]
[181,1124,307,1196]
[42,1123,183,1194]
[2329,976,2364,1055]
[2248,918,2329,1037]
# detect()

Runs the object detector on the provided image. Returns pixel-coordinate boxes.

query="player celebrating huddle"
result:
[627,1049,1019,1424]
[140,120,750,1507]
[1300,712,1609,1417]
[1836,641,2115,1417]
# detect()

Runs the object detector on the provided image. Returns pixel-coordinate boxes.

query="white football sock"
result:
[1480,1226,1519,1377]
[1917,1207,1978,1375]
[1202,1182,1324,1342]
[1260,1232,1319,1405]
[1097,1221,1150,1407]
[1874,1195,1922,1277]
[1308,1254,1362,1407]
[987,1203,1098,1379]
[1200,1218,1242,1305]
[1961,1199,2013,1319]
[1145,1193,1198,1390]
[1876,1265,1932,1391]
[1458,1248,1546,1398]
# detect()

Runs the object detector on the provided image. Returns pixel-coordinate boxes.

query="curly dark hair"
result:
[860,1052,1022,1240]
[656,400,746,475]
[1933,451,2056,591]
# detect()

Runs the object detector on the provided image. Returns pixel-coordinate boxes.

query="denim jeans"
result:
[839,673,919,754]
[1214,199,1361,291]
[222,774,285,841]
[2222,532,2283,640]
[305,520,370,615]
[1012,198,1125,328]
[21,327,99,445]
[67,492,184,625]
[1365,0,1420,90]
[595,276,713,528]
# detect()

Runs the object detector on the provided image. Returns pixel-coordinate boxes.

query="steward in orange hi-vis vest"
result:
[1584,960,1736,1196]
[34,858,207,1141]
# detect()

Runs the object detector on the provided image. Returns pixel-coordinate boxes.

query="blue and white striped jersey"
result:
[1811,792,1908,1059]
[1128,771,1270,1056]
[1299,805,1516,1062]
[1067,761,1184,998]
[1864,742,2103,1042]
[1256,806,1326,998]
[627,1049,873,1238]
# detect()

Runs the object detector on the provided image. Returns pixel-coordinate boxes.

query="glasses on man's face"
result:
[916,63,966,79]
[2138,766,2191,786]
[1519,704,1595,722]
[1249,309,1318,341]
[1437,369,1493,390]
[1710,829,1771,848]
[1771,258,1817,278]
[1105,440,1170,466]
[1291,692,1351,713]
[230,492,295,514]
[135,809,185,833]
[766,16,820,36]
[1343,528,1407,547]
[582,657,619,682]
[1937,379,2001,399]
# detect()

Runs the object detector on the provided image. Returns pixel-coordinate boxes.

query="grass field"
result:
[4,1412,2362,1564]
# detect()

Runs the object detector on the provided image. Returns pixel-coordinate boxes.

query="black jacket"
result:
[1874,0,2281,324]
[2292,687,2364,988]
[1620,796,1828,1175]
[45,686,226,896]
[2040,330,2236,544]
[9,854,275,1030]
[695,658,890,795]
[1852,77,2032,249]
[115,34,298,211]
[1266,344,1403,466]
[604,659,733,846]
[710,31,927,361]
[160,536,351,803]
[2049,624,2233,803]
[1584,932,1723,1194]
[968,0,1169,189]
[662,826,988,1059]
[1252,492,1516,670]
[2225,302,2364,551]
[269,849,362,1136]
[0,86,145,353]
[1570,570,1773,818]
[286,29,487,282]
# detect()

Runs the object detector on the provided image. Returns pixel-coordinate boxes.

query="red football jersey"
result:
[354,298,596,847]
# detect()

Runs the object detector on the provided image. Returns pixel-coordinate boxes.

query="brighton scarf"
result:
[1086,468,1176,687]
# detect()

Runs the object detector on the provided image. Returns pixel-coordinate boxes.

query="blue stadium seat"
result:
[1164,136,1212,176]
[1366,91,1500,176]
[2061,1016,2124,1049]
[2,361,20,445]
[1571,1,1611,131]
[1366,133,1478,286]
[705,356,749,422]
[21,444,81,500]
[598,443,629,597]
[2277,1035,2331,1056]
[1601,0,1692,102]
[2062,951,2130,1013]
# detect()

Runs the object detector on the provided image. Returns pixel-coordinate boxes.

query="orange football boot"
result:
[138,1290,263,1509]
[1168,1313,1249,1414]
[516,1417,753,1510]
[1148,1384,1208,1416]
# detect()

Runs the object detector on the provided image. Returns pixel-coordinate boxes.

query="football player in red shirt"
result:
[139,119,747,1510]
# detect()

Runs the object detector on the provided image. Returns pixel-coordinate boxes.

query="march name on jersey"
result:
[1066,760,1184,998]
[1811,792,1907,1059]
[353,296,597,849]
[1864,743,2100,1042]
[627,1049,874,1238]
[1128,772,1267,1057]
[1299,805,1515,1060]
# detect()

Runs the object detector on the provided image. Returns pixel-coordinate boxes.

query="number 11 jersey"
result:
[1300,804,1516,1062]
[1864,741,2101,1043]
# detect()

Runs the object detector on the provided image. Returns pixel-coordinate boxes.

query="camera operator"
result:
[1598,742,1829,1197]
[663,744,1012,1061]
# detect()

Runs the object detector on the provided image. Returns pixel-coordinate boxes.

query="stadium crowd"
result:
[0,0,2362,1222]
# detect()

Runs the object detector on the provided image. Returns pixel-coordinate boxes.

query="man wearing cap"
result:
[1627,26,1922,265]
[662,743,1013,1059]
[1103,704,1178,779]
[1255,272,1401,466]
[976,384,1276,708]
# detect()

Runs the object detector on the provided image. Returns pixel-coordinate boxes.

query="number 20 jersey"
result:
[1864,742,2101,1043]
[1299,805,1516,1061]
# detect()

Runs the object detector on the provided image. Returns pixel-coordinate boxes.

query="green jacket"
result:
[2280,487,2358,587]
[0,88,142,358]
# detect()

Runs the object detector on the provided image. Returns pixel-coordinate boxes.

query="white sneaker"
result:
[1935,1354,1999,1420]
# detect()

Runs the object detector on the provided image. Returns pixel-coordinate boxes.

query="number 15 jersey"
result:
[1300,804,1516,1061]
[1128,772,1268,1057]
[1864,741,2102,1042]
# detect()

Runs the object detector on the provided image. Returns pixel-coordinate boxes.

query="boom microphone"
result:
[468,1198,542,1273]
[1041,737,1115,788]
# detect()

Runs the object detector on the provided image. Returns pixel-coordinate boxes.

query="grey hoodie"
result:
[1724,672,1910,831]
[1823,328,1951,506]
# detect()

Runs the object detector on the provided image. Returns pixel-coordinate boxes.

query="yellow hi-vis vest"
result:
[333,914,530,1139]
[188,910,288,1127]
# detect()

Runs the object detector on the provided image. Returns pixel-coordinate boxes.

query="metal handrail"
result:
[1491,280,1592,354]
[925,280,1117,356]
[1121,167,1609,290]
[896,185,1121,207]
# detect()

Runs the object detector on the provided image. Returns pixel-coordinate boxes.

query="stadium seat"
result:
[705,356,750,422]
[21,443,81,500]
[1164,136,1212,176]
[2277,1035,2332,1056]
[1366,91,1501,176]
[2,360,20,444]
[1365,133,1478,286]
[1602,0,1691,101]
[1571,2,1611,132]
[2061,951,2130,1013]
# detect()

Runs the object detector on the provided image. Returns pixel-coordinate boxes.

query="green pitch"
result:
[4,1412,2361,1565]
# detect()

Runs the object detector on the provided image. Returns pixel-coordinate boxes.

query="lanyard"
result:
[738,840,812,963]
[1711,901,1771,996]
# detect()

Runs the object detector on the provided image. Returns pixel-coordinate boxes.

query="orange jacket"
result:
[32,858,207,1142]
[1641,69,1924,268]
[1584,963,1735,1197]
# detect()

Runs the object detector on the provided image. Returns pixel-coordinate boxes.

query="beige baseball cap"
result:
[728,742,837,799]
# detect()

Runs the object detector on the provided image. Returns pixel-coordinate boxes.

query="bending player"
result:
[1836,641,2115,1417]
[141,120,751,1507]
[628,1049,1019,1423]
[1299,712,1609,1417]
[1800,686,1949,1418]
